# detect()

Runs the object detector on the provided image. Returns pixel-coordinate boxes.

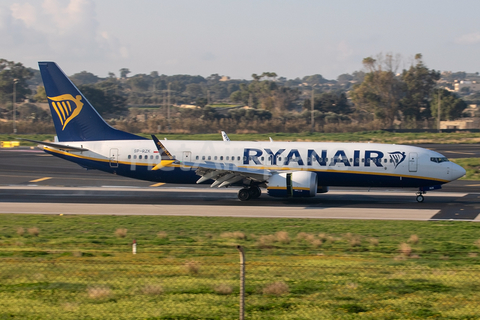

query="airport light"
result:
[13,78,18,134]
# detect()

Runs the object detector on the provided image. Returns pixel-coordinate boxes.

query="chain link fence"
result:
[1,252,480,319]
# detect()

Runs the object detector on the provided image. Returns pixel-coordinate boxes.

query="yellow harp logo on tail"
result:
[48,94,84,130]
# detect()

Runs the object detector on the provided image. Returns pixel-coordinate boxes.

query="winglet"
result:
[151,135,175,170]
[221,131,230,141]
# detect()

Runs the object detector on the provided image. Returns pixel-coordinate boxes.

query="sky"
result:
[1,0,480,80]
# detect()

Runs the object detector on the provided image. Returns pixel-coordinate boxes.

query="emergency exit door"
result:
[408,152,417,172]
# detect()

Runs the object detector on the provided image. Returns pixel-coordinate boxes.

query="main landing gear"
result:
[238,186,261,201]
[416,192,425,203]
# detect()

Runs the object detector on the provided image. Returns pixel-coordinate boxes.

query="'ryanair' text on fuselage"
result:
[243,148,407,168]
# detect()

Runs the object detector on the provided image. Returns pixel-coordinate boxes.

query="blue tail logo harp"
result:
[48,94,84,130]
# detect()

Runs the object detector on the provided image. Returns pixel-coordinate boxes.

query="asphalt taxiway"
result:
[0,146,479,221]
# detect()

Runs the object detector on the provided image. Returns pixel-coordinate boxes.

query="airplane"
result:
[28,61,466,203]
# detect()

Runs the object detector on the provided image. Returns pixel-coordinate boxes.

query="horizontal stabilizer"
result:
[20,138,89,152]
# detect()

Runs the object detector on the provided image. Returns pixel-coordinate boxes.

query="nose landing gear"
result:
[416,192,425,203]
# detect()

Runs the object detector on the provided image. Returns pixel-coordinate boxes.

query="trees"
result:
[430,89,467,121]
[78,84,128,116]
[399,54,440,122]
[0,59,33,105]
[229,73,299,114]
[119,68,131,79]
[350,54,404,127]
[305,91,352,114]
[70,71,100,85]
[351,53,443,128]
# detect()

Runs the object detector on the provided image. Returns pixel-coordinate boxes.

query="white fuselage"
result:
[44,139,465,188]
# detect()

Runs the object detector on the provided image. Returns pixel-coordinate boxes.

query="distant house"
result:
[454,80,480,92]
[440,117,480,129]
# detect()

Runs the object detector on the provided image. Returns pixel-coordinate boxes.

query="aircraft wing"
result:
[182,161,271,188]
[20,138,89,152]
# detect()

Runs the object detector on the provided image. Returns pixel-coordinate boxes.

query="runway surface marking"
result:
[29,177,52,183]
[150,182,166,187]
[0,202,439,220]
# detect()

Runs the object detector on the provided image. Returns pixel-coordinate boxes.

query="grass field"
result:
[3,130,480,145]
[1,214,480,319]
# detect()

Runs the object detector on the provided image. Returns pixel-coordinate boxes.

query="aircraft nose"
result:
[450,163,466,181]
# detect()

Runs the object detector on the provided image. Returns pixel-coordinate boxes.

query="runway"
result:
[0,146,479,221]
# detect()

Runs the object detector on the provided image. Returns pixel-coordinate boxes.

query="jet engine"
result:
[267,171,318,198]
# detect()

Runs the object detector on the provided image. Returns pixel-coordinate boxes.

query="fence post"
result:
[236,245,245,320]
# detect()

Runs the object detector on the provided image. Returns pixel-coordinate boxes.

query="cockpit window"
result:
[430,157,449,163]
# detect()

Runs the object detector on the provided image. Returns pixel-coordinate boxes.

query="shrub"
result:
[115,228,127,238]
[87,286,112,300]
[141,284,164,295]
[17,227,25,237]
[185,260,200,275]
[474,239,480,249]
[275,231,290,244]
[257,235,276,248]
[399,243,412,257]
[311,239,323,248]
[408,234,419,245]
[349,237,362,247]
[220,231,246,240]
[263,281,289,296]
[28,227,39,237]
[368,238,379,246]
[214,284,233,295]
[157,231,168,239]
[318,233,327,241]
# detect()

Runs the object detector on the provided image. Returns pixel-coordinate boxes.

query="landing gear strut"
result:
[416,192,425,203]
[238,186,262,201]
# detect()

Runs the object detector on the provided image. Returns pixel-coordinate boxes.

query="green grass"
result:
[1,215,480,318]
[4,131,480,145]
[452,158,480,180]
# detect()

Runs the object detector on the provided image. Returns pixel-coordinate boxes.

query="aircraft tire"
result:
[249,186,261,199]
[416,194,424,203]
[238,188,251,201]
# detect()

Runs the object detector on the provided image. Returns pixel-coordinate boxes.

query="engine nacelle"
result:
[267,171,318,198]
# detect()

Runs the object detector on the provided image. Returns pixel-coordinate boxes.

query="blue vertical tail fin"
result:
[39,61,145,142]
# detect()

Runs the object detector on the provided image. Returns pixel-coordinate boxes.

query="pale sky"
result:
[2,0,480,80]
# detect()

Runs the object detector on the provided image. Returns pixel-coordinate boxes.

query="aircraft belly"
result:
[314,171,443,188]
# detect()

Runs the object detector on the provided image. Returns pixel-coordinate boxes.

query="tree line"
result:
[0,55,472,134]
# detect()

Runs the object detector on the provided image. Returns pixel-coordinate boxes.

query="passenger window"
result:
[195,156,199,160]
[133,155,137,159]
[261,157,264,161]
[226,156,229,161]
[202,156,205,160]
[128,155,131,159]
[237,156,240,161]
[384,159,387,163]
[220,156,223,160]
[156,155,159,160]
[139,155,142,160]
[150,155,154,160]
[208,156,211,160]
[214,156,217,160]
